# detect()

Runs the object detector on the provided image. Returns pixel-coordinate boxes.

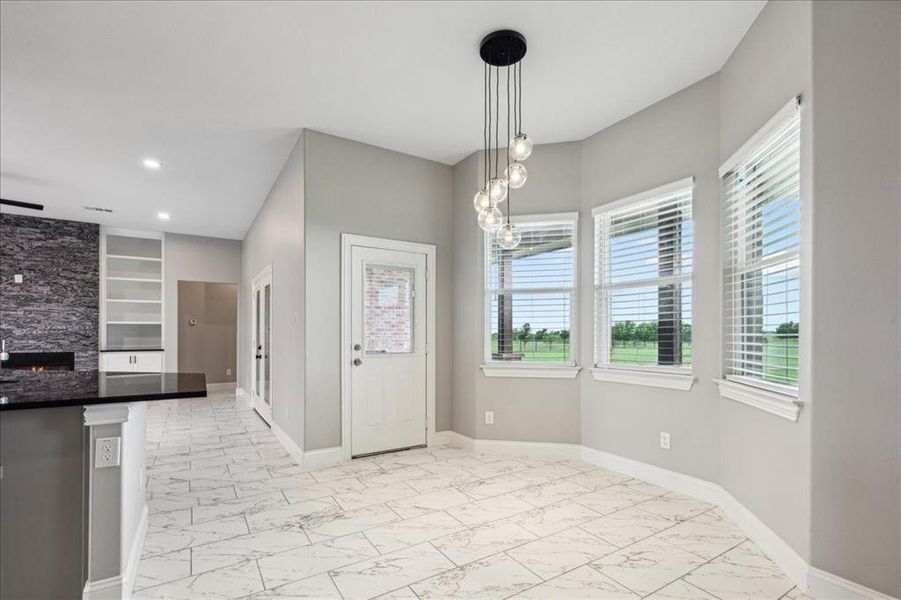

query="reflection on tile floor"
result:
[134,391,810,599]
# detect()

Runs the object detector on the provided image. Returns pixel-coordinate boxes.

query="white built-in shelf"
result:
[101,231,165,354]
[106,277,162,283]
[106,254,162,262]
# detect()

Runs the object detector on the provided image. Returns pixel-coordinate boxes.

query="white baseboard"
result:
[431,430,898,599]
[207,382,237,393]
[808,567,900,600]
[434,430,581,459]
[271,421,305,466]
[121,504,149,599]
[82,575,122,600]
[303,446,343,470]
[235,387,252,407]
[579,446,723,506]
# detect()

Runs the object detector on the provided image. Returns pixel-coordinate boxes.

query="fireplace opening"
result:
[1,352,76,371]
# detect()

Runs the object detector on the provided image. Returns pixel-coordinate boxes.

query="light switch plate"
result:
[13,274,23,284]
[95,436,121,468]
[484,410,495,425]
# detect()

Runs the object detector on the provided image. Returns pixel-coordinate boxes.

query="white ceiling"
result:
[0,1,765,239]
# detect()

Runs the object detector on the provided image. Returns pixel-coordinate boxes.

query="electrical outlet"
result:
[659,432,671,450]
[13,274,23,284]
[226,368,232,376]
[484,410,494,425]
[95,436,121,468]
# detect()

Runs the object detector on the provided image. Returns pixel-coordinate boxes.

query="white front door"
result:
[350,246,427,457]
[251,268,273,424]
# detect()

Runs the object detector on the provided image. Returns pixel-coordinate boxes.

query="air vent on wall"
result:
[83,206,114,213]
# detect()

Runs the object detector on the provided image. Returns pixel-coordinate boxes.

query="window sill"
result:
[590,367,695,391]
[480,364,582,379]
[715,378,802,422]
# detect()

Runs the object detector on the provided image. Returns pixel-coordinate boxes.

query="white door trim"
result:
[251,265,273,425]
[341,234,436,462]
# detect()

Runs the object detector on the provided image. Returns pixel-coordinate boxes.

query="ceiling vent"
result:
[83,205,114,213]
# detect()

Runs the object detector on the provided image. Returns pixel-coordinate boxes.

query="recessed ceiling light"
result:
[142,158,162,170]
[157,212,170,221]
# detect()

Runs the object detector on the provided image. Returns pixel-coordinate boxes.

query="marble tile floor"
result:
[135,391,812,600]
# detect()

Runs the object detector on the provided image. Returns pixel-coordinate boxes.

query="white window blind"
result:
[593,179,694,372]
[485,214,577,365]
[721,97,801,390]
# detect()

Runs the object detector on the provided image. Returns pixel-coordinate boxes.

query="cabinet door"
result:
[133,352,163,373]
[101,352,134,372]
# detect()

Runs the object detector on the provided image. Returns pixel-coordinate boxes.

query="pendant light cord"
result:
[494,65,500,179]
[506,64,512,225]
[484,61,488,189]
[518,61,523,133]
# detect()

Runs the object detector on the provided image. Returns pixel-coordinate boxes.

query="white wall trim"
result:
[591,176,695,216]
[591,367,695,391]
[83,403,133,426]
[121,504,148,600]
[808,567,900,600]
[340,234,437,462]
[271,421,305,466]
[481,364,581,379]
[82,575,122,600]
[236,387,252,408]
[429,430,821,594]
[434,430,581,459]
[302,446,343,470]
[207,382,237,393]
[715,378,802,422]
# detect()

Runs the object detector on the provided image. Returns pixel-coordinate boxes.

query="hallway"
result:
[136,391,808,599]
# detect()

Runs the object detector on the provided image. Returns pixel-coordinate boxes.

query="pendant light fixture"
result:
[474,29,531,249]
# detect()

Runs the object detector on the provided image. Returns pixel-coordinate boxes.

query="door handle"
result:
[353,358,362,366]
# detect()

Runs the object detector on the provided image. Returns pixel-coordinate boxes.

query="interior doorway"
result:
[177,281,238,388]
[251,267,273,424]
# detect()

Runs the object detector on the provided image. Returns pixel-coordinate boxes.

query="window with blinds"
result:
[593,179,694,372]
[721,98,801,390]
[485,214,578,365]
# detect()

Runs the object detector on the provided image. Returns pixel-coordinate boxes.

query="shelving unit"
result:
[99,231,165,371]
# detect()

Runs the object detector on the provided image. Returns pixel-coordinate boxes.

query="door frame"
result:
[340,234,436,461]
[251,265,273,425]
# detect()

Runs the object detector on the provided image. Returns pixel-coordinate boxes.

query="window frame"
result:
[592,177,695,388]
[481,211,580,376]
[716,96,803,421]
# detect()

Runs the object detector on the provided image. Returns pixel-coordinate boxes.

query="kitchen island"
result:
[0,370,207,600]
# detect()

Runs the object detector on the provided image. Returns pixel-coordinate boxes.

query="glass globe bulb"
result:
[498,222,522,249]
[505,162,528,189]
[487,178,508,204]
[510,133,533,161]
[472,189,495,212]
[477,207,503,233]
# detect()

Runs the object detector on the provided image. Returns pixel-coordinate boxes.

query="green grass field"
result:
[491,336,799,385]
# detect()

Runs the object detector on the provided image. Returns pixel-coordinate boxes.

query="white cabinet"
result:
[100,351,164,373]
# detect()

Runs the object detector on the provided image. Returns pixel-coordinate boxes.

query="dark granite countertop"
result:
[0,370,207,411]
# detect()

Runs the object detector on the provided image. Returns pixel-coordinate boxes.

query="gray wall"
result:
[0,213,99,370]
[579,75,722,482]
[303,130,454,450]
[178,282,238,384]
[809,1,901,595]
[240,133,306,449]
[0,407,85,599]
[452,143,583,444]
[163,232,242,372]
[717,0,813,561]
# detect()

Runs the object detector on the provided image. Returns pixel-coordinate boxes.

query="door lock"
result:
[353,343,361,351]
[353,358,363,366]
